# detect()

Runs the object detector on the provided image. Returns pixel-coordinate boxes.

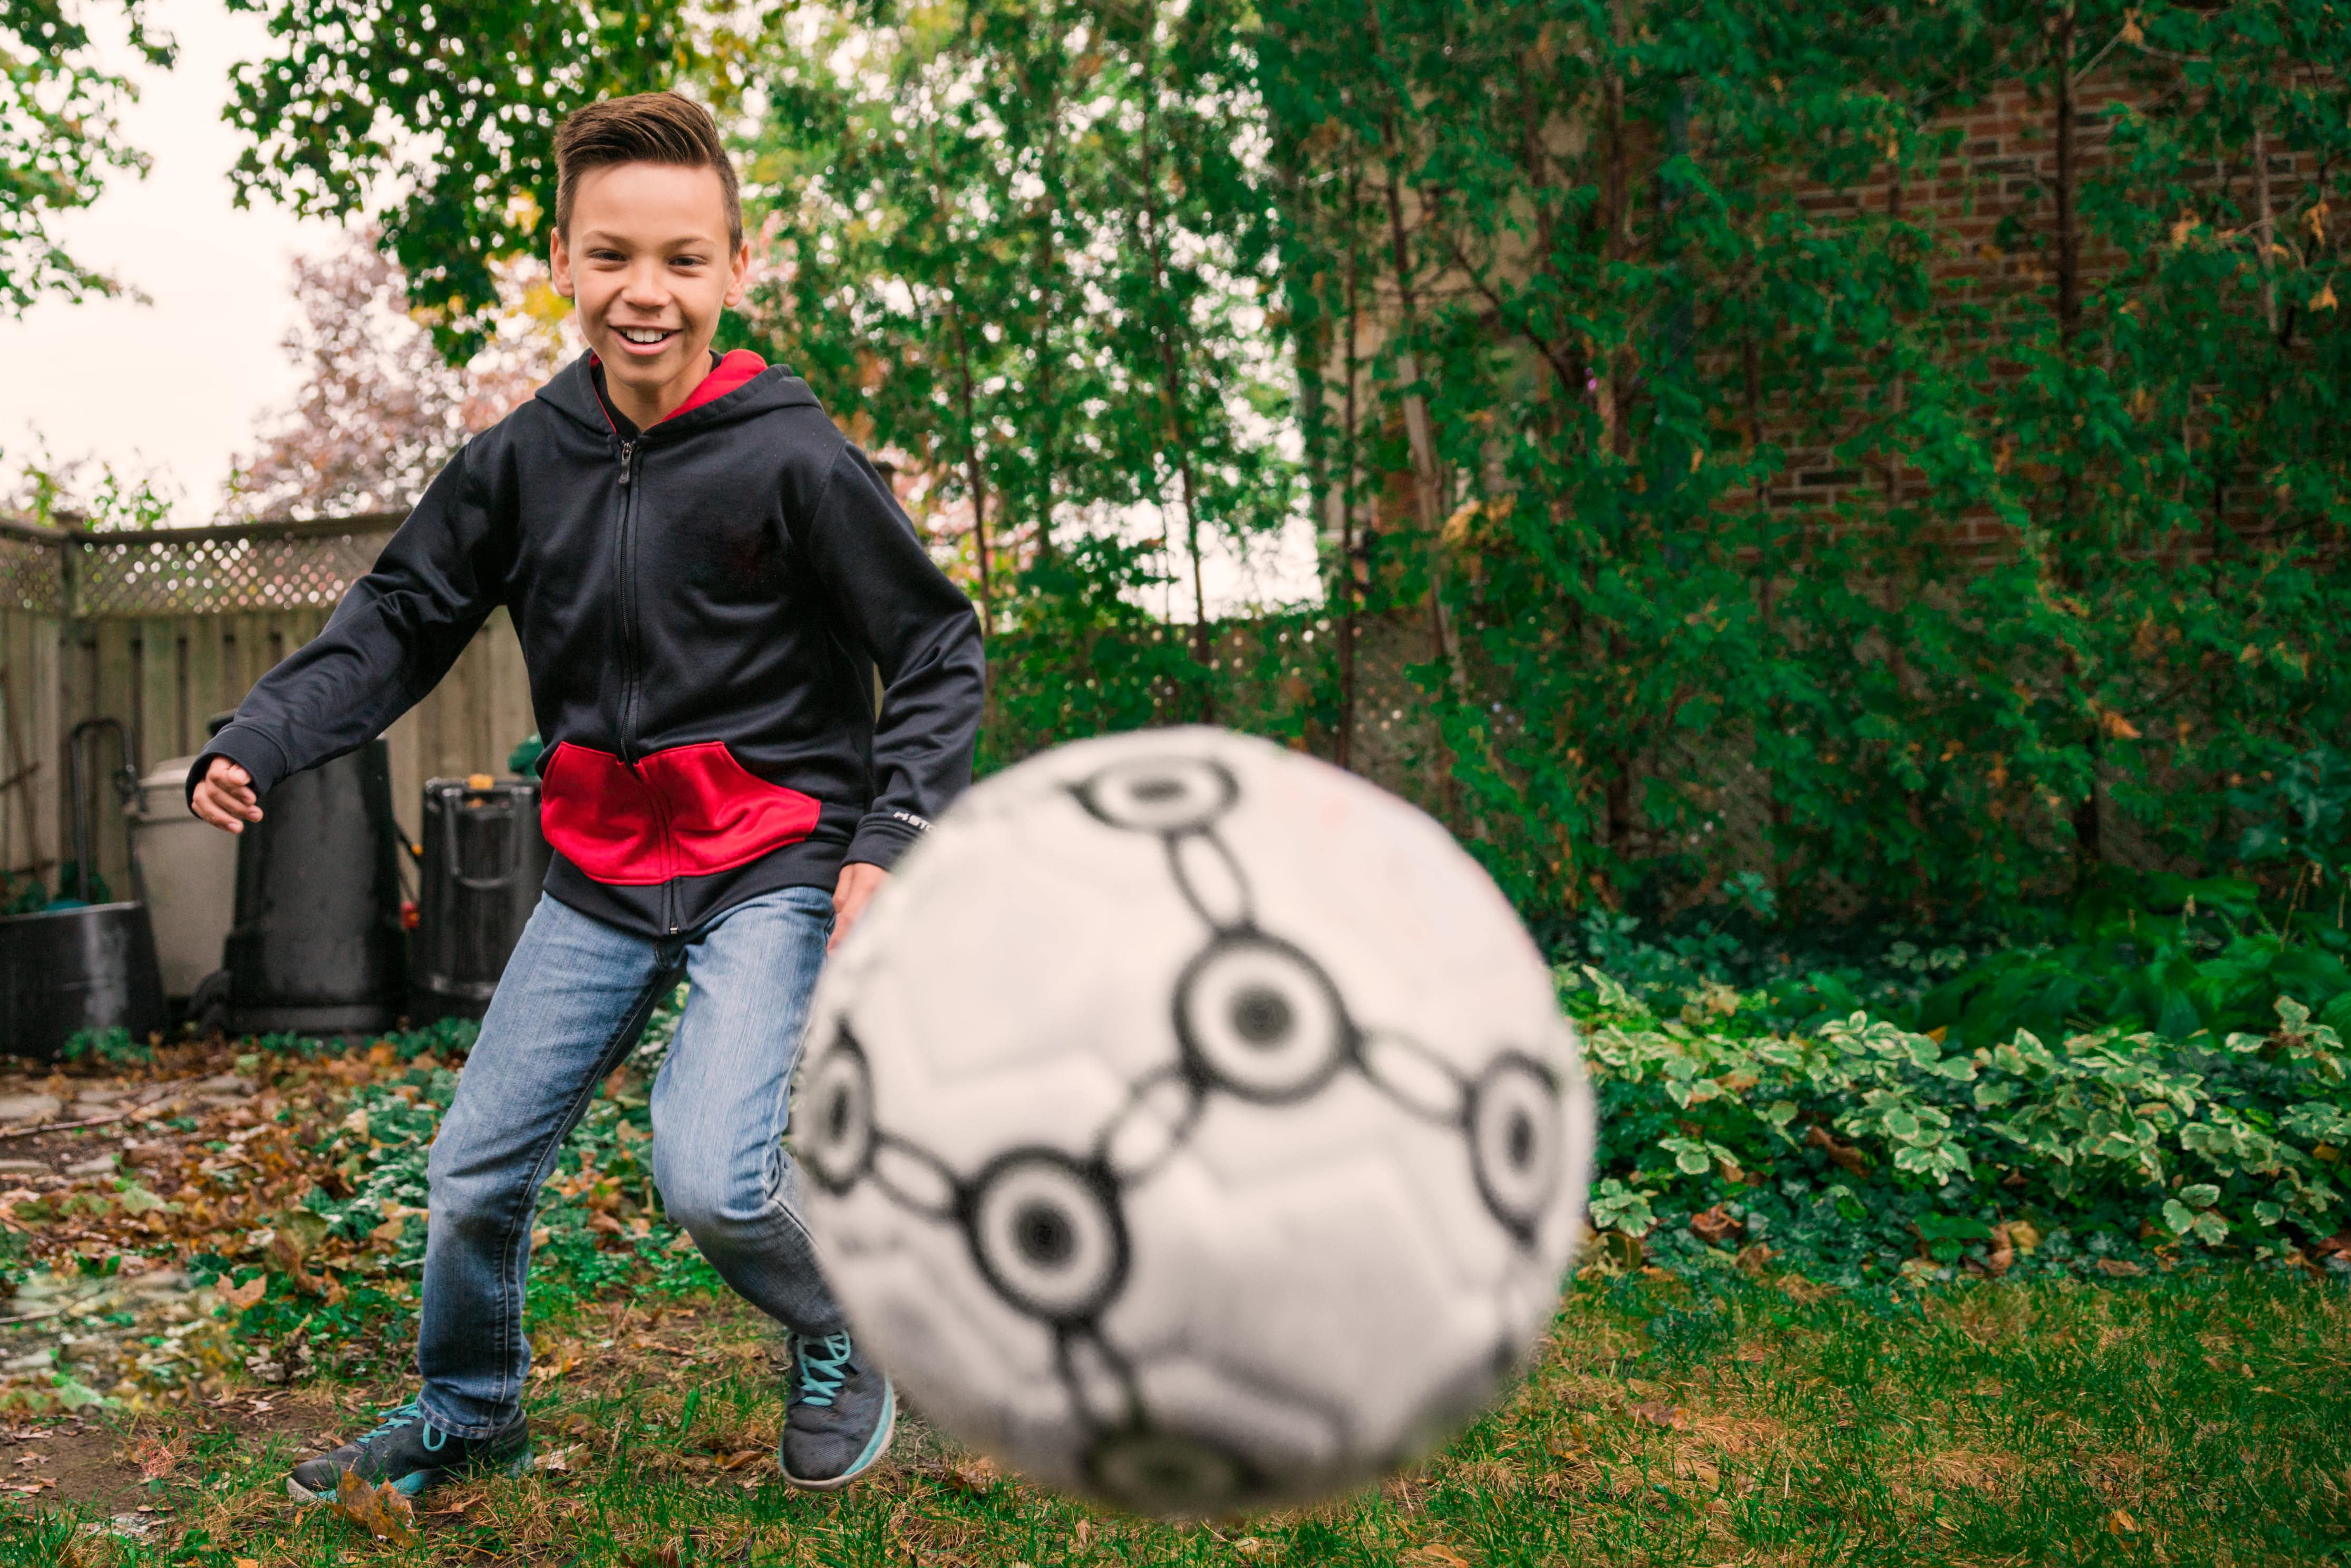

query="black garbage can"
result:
[225,738,409,1035]
[413,777,551,1023]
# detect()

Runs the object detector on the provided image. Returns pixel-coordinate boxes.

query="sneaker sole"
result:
[286,1447,533,1504]
[781,1379,897,1492]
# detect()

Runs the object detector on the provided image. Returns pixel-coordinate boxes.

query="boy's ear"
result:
[723,238,753,310]
[550,226,575,298]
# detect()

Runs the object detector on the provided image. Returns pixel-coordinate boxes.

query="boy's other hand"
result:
[831,862,888,952]
[191,756,264,834]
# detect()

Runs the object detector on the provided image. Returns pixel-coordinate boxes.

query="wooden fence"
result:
[0,514,534,901]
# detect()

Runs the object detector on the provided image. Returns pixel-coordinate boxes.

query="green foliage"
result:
[0,0,172,313]
[2234,744,2351,882]
[0,438,181,529]
[202,0,2351,924]
[218,0,695,357]
[1917,872,2351,1050]
[1261,0,2351,922]
[741,0,1300,754]
[60,1025,152,1067]
[1572,965,2351,1285]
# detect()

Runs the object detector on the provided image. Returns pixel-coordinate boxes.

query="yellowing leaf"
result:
[1440,499,1482,546]
[2315,280,2339,313]
[334,1467,419,1544]
[221,1274,266,1310]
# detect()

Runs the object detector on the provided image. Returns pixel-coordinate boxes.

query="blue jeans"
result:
[415,885,846,1437]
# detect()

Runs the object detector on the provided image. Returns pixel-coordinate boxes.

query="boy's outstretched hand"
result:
[831,862,888,952]
[191,756,264,834]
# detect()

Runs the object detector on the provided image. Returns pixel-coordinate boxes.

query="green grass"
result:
[5,1266,2347,1566]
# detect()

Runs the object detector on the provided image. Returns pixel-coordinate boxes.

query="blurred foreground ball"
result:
[798,727,1594,1516]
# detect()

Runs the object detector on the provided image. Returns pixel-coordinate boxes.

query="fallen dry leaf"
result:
[1401,1544,1472,1568]
[1689,1205,1743,1245]
[1632,1402,1691,1431]
[947,1454,1003,1492]
[221,1274,267,1310]
[1804,1123,1868,1174]
[2107,1507,2142,1534]
[1978,1222,2016,1278]
[334,1467,419,1544]
[539,1443,581,1474]
[712,1448,764,1472]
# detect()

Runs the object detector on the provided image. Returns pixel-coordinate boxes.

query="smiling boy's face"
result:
[551,160,752,429]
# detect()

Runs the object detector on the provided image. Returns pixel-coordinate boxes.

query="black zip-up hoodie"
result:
[192,350,986,937]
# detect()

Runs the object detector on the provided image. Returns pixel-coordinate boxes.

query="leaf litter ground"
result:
[0,1039,2347,1565]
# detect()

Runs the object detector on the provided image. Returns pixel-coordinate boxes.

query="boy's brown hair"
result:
[553,92,743,251]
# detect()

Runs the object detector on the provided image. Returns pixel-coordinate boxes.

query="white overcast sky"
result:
[0,0,341,523]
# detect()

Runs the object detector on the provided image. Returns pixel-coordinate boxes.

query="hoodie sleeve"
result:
[801,441,986,871]
[188,442,513,810]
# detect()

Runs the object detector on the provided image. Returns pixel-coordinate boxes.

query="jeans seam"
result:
[429,962,680,1436]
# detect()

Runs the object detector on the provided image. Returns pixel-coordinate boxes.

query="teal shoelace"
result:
[795,1332,856,1408]
[360,1400,449,1453]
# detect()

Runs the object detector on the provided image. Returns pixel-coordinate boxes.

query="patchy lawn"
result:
[0,1265,2344,1565]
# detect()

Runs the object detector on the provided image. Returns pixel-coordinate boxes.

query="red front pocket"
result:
[539,741,821,885]
[640,742,823,875]
[540,742,666,883]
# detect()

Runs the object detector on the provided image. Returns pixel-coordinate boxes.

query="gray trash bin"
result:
[127,756,238,1004]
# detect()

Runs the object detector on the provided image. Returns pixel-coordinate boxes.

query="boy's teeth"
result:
[620,328,671,343]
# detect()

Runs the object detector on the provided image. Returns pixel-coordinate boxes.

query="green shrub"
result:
[60,1026,151,1066]
[1915,875,2351,1051]
[1570,966,2351,1285]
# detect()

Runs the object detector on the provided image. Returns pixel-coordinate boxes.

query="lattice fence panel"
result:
[67,527,396,617]
[0,534,63,615]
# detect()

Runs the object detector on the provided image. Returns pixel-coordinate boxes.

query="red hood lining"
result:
[586,348,769,431]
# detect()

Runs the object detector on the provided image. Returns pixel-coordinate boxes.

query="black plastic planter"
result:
[0,902,167,1061]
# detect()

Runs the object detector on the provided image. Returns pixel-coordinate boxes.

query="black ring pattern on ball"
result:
[807,752,1571,1511]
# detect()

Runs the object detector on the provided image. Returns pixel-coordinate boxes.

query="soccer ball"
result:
[796,727,1594,1516]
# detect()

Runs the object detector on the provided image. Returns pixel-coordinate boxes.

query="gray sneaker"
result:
[780,1330,896,1489]
[287,1399,531,1502]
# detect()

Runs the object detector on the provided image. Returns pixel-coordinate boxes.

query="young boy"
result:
[188,92,985,1498]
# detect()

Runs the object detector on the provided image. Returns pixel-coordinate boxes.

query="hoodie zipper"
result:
[611,437,682,934]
